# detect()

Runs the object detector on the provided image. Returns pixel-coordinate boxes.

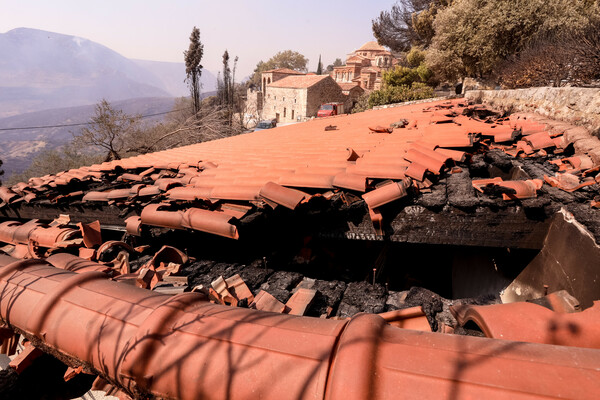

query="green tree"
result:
[316,55,323,75]
[217,50,239,127]
[372,1,451,52]
[184,26,204,115]
[326,58,344,72]
[383,66,420,87]
[406,47,426,67]
[367,82,434,108]
[251,50,309,85]
[426,0,593,81]
[73,99,142,161]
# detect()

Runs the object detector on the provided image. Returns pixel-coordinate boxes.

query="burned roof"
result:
[0,98,600,399]
[1,98,599,246]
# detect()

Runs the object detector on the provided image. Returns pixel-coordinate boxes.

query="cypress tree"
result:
[316,54,323,75]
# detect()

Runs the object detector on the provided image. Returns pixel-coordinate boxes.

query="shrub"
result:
[367,82,434,108]
[406,47,426,67]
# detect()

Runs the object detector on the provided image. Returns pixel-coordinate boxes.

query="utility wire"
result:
[0,108,187,132]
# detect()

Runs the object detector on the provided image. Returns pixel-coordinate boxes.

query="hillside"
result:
[0,97,178,177]
[0,28,216,117]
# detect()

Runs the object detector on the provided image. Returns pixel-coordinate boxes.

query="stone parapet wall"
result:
[465,87,600,136]
[371,95,452,110]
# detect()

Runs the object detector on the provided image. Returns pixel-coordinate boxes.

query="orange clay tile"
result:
[125,216,142,236]
[78,247,97,260]
[368,207,383,236]
[378,306,431,331]
[332,172,368,192]
[564,155,595,170]
[285,288,317,316]
[451,301,600,349]
[0,187,18,203]
[181,208,239,239]
[362,179,410,209]
[167,186,213,201]
[250,290,288,313]
[404,148,446,174]
[472,177,504,193]
[82,191,111,202]
[8,343,43,373]
[46,253,113,274]
[225,274,255,304]
[525,132,556,150]
[405,162,428,181]
[77,220,102,248]
[497,179,542,200]
[0,196,598,398]
[259,181,307,209]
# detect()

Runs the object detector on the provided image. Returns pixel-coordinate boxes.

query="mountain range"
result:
[0,27,219,178]
[0,27,217,118]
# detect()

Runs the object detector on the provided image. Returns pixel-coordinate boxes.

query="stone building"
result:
[332,41,397,91]
[261,68,304,94]
[337,82,365,109]
[262,75,346,123]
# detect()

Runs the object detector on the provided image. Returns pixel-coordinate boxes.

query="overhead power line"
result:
[0,108,187,132]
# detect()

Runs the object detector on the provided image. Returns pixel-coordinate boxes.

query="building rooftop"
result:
[267,74,331,89]
[262,68,305,75]
[336,82,361,91]
[356,40,387,52]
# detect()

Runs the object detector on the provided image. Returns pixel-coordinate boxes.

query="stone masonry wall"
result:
[306,79,347,117]
[263,87,308,123]
[465,87,600,136]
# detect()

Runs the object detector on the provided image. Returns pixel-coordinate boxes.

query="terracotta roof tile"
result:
[263,68,305,75]
[268,74,331,89]
[337,82,360,91]
[3,97,599,241]
[356,41,386,52]
[451,301,600,349]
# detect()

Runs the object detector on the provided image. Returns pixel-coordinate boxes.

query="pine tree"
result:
[316,54,323,75]
[184,27,204,116]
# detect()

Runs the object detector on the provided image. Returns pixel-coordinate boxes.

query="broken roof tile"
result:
[525,132,556,150]
[332,172,368,192]
[362,179,410,209]
[405,162,428,182]
[404,148,446,174]
[451,301,600,349]
[259,182,307,210]
[250,290,288,313]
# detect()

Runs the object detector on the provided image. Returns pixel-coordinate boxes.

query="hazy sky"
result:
[1,0,395,78]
